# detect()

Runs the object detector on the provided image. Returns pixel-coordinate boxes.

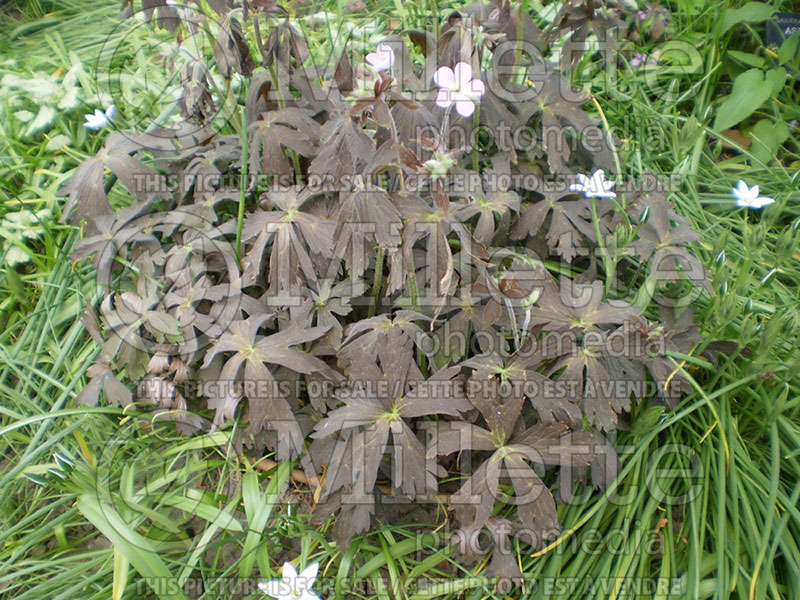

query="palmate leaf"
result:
[263,19,309,70]
[240,187,335,297]
[619,307,706,408]
[544,331,626,431]
[547,0,625,70]
[71,199,156,274]
[309,113,375,179]
[333,185,402,280]
[289,279,353,351]
[629,192,709,290]
[511,189,605,262]
[76,361,133,408]
[525,276,639,333]
[248,108,319,177]
[452,171,521,247]
[59,134,168,231]
[201,317,338,449]
[395,193,487,300]
[431,284,497,365]
[530,73,610,173]
[312,328,469,544]
[462,349,583,425]
[337,310,430,368]
[433,389,595,533]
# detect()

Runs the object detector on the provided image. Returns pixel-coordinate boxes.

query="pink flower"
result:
[631,53,645,68]
[366,43,395,72]
[433,62,485,118]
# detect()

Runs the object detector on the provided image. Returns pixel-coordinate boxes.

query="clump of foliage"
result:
[61,0,716,575]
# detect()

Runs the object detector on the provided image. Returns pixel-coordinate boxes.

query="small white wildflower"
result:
[84,105,116,130]
[258,562,320,600]
[569,169,617,199]
[366,43,395,72]
[731,180,774,209]
[433,62,485,118]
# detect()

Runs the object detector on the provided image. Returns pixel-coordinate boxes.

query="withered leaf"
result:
[214,14,255,78]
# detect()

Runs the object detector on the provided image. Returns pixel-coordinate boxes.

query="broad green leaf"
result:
[713,69,773,131]
[721,2,775,34]
[750,119,789,164]
[765,67,787,96]
[727,50,766,69]
[779,31,800,65]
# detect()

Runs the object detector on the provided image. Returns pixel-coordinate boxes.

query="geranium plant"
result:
[62,0,718,576]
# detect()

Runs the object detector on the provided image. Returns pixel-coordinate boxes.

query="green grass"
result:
[2,0,800,598]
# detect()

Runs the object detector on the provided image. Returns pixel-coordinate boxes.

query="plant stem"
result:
[368,247,385,318]
[236,106,248,265]
[430,0,439,42]
[472,106,479,171]
[590,195,615,300]
[440,104,453,152]
[407,254,428,376]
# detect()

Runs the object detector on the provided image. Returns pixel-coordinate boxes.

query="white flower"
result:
[569,169,616,199]
[83,105,116,130]
[731,180,774,209]
[259,562,320,600]
[366,43,395,72]
[434,62,485,118]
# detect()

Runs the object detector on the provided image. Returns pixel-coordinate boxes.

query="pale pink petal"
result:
[376,43,395,68]
[434,66,455,89]
[466,78,485,98]
[435,88,452,108]
[453,62,473,87]
[455,99,475,117]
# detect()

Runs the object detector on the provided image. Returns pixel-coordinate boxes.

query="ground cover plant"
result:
[2,0,800,599]
[60,0,716,566]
